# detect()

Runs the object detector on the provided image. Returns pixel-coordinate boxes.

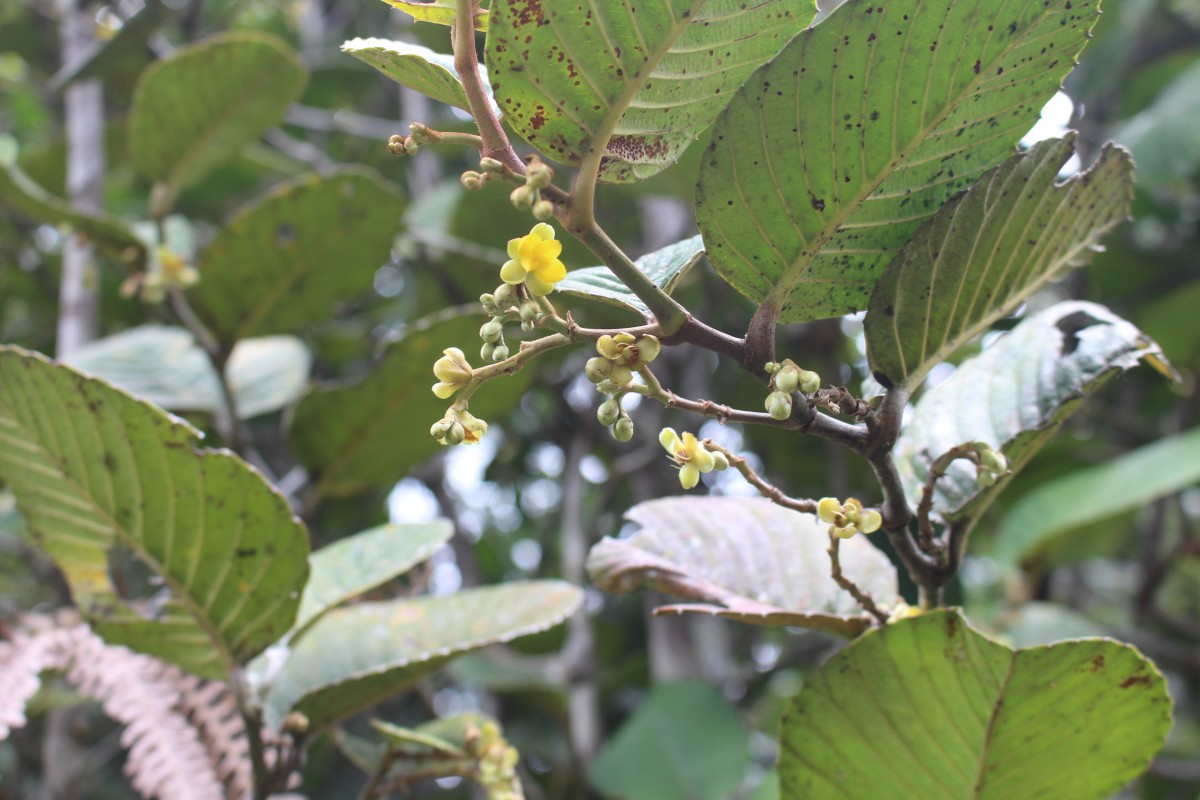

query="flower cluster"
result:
[659,428,729,490]
[465,721,522,800]
[585,332,661,394]
[972,443,1009,487]
[763,359,821,421]
[817,497,882,539]
[500,222,566,296]
[430,406,488,446]
[123,246,199,303]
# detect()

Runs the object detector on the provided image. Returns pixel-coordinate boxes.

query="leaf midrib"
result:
[764,0,1048,312]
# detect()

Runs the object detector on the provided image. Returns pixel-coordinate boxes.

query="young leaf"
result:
[128,32,308,206]
[994,426,1200,569]
[293,521,454,636]
[556,235,705,317]
[864,136,1134,391]
[587,497,899,637]
[778,609,1171,799]
[696,0,1100,322]
[0,348,310,678]
[485,0,813,182]
[379,0,489,31]
[64,326,311,420]
[188,169,404,346]
[894,302,1165,527]
[588,682,749,800]
[262,581,582,729]
[0,150,148,270]
[290,313,533,500]
[341,38,500,117]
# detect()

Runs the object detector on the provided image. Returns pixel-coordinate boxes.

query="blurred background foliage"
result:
[0,0,1198,797]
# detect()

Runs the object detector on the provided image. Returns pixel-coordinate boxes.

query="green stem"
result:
[570,224,689,335]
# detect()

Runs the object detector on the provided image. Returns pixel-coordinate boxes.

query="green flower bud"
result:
[764,361,780,374]
[387,134,406,156]
[976,468,997,487]
[443,421,466,446]
[480,342,495,361]
[403,137,420,155]
[532,199,555,221]
[585,357,614,383]
[408,122,436,143]
[479,157,505,174]
[492,344,510,361]
[480,318,504,343]
[519,299,540,324]
[711,451,730,471]
[493,283,518,309]
[979,447,1008,474]
[526,157,553,189]
[775,366,799,394]
[430,418,453,440]
[766,390,793,420]
[460,170,483,191]
[510,185,535,210]
[612,417,634,442]
[597,397,621,426]
[798,369,821,395]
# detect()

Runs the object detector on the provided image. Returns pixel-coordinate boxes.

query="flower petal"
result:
[525,274,555,296]
[500,259,526,285]
[531,222,555,241]
[532,257,566,284]
[507,238,522,259]
[679,464,700,490]
[817,497,842,524]
[432,382,458,399]
[858,510,882,534]
[659,428,682,454]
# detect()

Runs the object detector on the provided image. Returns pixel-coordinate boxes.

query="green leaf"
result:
[294,521,454,636]
[341,38,499,117]
[379,0,488,31]
[372,717,470,757]
[290,313,533,500]
[696,0,1100,322]
[64,326,311,420]
[895,301,1164,526]
[188,169,404,347]
[557,235,705,317]
[587,497,899,637]
[588,682,749,800]
[0,347,309,678]
[128,32,308,206]
[864,136,1133,391]
[342,714,497,784]
[0,149,148,270]
[994,426,1200,568]
[1113,57,1200,186]
[262,581,582,729]
[778,609,1171,799]
[485,0,813,183]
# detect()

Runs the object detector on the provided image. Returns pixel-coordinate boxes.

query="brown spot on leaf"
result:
[1120,673,1152,689]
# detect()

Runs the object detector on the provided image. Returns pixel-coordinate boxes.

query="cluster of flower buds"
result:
[817,497,882,539]
[430,406,488,446]
[386,133,420,157]
[585,333,661,394]
[596,395,634,442]
[971,442,1009,487]
[659,428,729,489]
[762,359,821,421]
[464,721,522,800]
[121,245,199,303]
[507,156,556,221]
[432,347,474,399]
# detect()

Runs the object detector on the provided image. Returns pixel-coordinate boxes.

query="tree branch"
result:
[701,441,817,514]
[827,532,890,625]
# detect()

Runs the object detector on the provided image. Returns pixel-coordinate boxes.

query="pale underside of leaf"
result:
[697,0,1100,322]
[893,301,1164,525]
[778,609,1171,799]
[341,38,500,117]
[587,497,898,637]
[486,0,813,182]
[262,581,582,729]
[556,234,705,316]
[864,135,1134,391]
[0,348,310,678]
[379,0,489,31]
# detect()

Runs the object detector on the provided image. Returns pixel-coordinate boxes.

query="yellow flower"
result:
[817,497,882,539]
[432,347,473,399]
[500,222,566,296]
[659,428,716,490]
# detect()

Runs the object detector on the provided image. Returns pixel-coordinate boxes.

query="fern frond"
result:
[0,612,73,737]
[173,673,253,800]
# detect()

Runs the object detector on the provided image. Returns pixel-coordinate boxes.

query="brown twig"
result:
[701,440,817,514]
[827,532,889,625]
[914,444,982,554]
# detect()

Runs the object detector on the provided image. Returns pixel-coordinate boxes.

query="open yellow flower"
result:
[500,222,566,296]
[817,497,882,539]
[659,428,716,490]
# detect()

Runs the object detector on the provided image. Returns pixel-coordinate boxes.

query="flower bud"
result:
[711,451,730,471]
[532,199,555,221]
[766,390,792,420]
[430,418,453,440]
[492,344,510,361]
[510,185,535,210]
[480,318,504,343]
[597,398,621,427]
[387,134,406,156]
[526,157,553,189]
[479,157,505,174]
[408,122,436,143]
[612,417,634,442]
[519,299,540,323]
[403,137,420,155]
[764,361,780,374]
[460,170,483,190]
[443,421,466,446]
[585,357,613,383]
[979,447,1008,474]
[480,342,495,362]
[493,283,518,309]
[976,468,997,487]
[775,366,799,394]
[798,369,821,395]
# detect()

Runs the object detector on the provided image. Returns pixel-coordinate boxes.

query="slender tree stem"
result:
[828,533,890,624]
[701,441,817,514]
